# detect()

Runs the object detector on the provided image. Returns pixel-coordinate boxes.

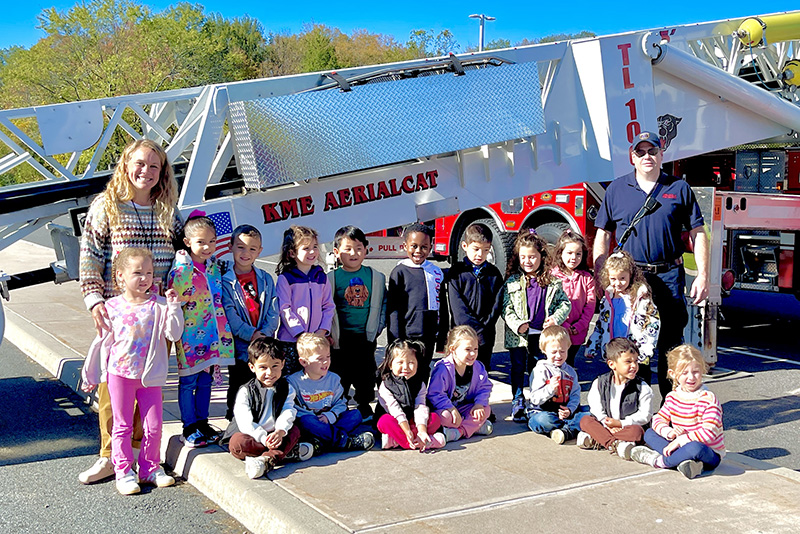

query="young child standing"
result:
[446,223,504,372]
[81,248,183,495]
[586,251,660,379]
[550,230,596,367]
[221,337,312,479]
[631,345,724,479]
[168,213,234,448]
[577,338,653,460]
[221,224,279,421]
[427,326,493,443]
[328,225,386,421]
[286,333,375,452]
[503,230,571,422]
[388,223,444,382]
[276,225,335,376]
[375,339,446,450]
[527,325,585,444]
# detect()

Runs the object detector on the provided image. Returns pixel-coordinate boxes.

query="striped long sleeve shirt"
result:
[652,386,725,457]
[79,196,182,310]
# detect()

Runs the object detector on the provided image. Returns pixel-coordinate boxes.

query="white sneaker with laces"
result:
[550,429,566,445]
[116,470,141,495]
[141,468,175,488]
[616,441,635,460]
[244,456,267,479]
[79,457,115,484]
[576,431,596,449]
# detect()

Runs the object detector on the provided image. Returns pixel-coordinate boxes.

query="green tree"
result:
[406,29,459,58]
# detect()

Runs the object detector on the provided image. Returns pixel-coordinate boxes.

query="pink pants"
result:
[376,412,442,449]
[437,403,491,438]
[107,373,163,480]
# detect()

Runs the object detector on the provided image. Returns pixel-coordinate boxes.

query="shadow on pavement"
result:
[723,395,800,431]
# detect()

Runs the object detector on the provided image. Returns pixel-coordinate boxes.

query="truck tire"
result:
[454,218,515,271]
[533,221,571,246]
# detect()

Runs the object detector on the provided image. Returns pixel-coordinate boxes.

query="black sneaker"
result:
[345,431,375,451]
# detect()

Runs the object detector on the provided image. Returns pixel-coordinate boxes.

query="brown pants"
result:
[580,414,644,449]
[98,381,143,457]
[228,426,301,464]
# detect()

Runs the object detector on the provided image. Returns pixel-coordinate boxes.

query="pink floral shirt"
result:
[106,294,157,379]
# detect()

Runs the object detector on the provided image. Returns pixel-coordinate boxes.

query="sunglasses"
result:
[633,147,660,157]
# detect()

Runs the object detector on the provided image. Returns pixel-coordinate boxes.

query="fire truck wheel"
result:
[533,222,571,247]
[454,218,515,270]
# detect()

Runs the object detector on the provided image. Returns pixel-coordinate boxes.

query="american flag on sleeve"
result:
[207,211,233,258]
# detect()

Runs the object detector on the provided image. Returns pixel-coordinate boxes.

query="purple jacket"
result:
[276,265,335,342]
[427,355,493,411]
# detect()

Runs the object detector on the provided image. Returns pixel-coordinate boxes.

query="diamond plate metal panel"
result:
[229,62,545,189]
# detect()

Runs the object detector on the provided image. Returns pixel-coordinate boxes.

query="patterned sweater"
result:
[651,386,725,457]
[79,196,182,309]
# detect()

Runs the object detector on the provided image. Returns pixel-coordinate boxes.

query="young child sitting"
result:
[221,337,312,479]
[631,345,725,479]
[375,339,446,450]
[287,333,375,452]
[527,325,585,444]
[577,338,653,460]
[388,222,444,382]
[221,224,279,421]
[427,325,493,443]
[328,225,387,421]
[446,222,504,373]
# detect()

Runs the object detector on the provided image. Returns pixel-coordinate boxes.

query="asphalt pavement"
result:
[0,334,244,534]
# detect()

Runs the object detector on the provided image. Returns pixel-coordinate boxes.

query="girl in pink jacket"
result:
[550,230,596,366]
[82,248,183,495]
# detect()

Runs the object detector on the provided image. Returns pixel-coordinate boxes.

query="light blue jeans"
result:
[527,409,586,440]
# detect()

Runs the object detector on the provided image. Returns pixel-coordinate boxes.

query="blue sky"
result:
[1,1,794,51]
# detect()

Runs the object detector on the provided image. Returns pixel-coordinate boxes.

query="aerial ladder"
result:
[2,11,800,362]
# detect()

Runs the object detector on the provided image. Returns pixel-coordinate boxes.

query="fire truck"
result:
[2,10,800,363]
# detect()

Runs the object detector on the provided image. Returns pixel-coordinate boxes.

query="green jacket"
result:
[502,273,571,348]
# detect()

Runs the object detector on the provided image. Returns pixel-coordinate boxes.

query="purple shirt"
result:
[527,278,546,332]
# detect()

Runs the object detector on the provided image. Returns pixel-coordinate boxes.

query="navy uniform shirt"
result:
[595,171,704,265]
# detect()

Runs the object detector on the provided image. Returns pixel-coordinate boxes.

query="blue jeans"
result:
[527,409,586,439]
[644,428,721,470]
[178,370,212,431]
[297,409,363,449]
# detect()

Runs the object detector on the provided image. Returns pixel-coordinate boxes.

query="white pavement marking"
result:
[718,347,800,367]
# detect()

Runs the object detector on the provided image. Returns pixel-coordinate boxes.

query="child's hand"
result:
[543,317,556,328]
[603,417,622,429]
[165,288,179,303]
[450,407,463,427]
[81,382,96,393]
[610,427,623,434]
[665,428,678,440]
[471,405,486,421]
[264,429,285,449]
[251,330,266,342]
[317,414,328,424]
[517,322,529,335]
[417,431,432,451]
[557,405,571,420]
[662,439,681,457]
[549,373,561,388]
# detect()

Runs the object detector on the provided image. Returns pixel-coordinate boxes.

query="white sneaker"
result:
[285,442,314,462]
[244,456,269,479]
[141,467,175,488]
[79,457,115,484]
[476,420,494,436]
[381,434,397,450]
[616,441,635,460]
[631,445,661,467]
[550,429,566,445]
[116,470,141,495]
[576,431,596,450]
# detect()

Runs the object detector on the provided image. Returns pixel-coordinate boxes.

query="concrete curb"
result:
[161,422,349,534]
